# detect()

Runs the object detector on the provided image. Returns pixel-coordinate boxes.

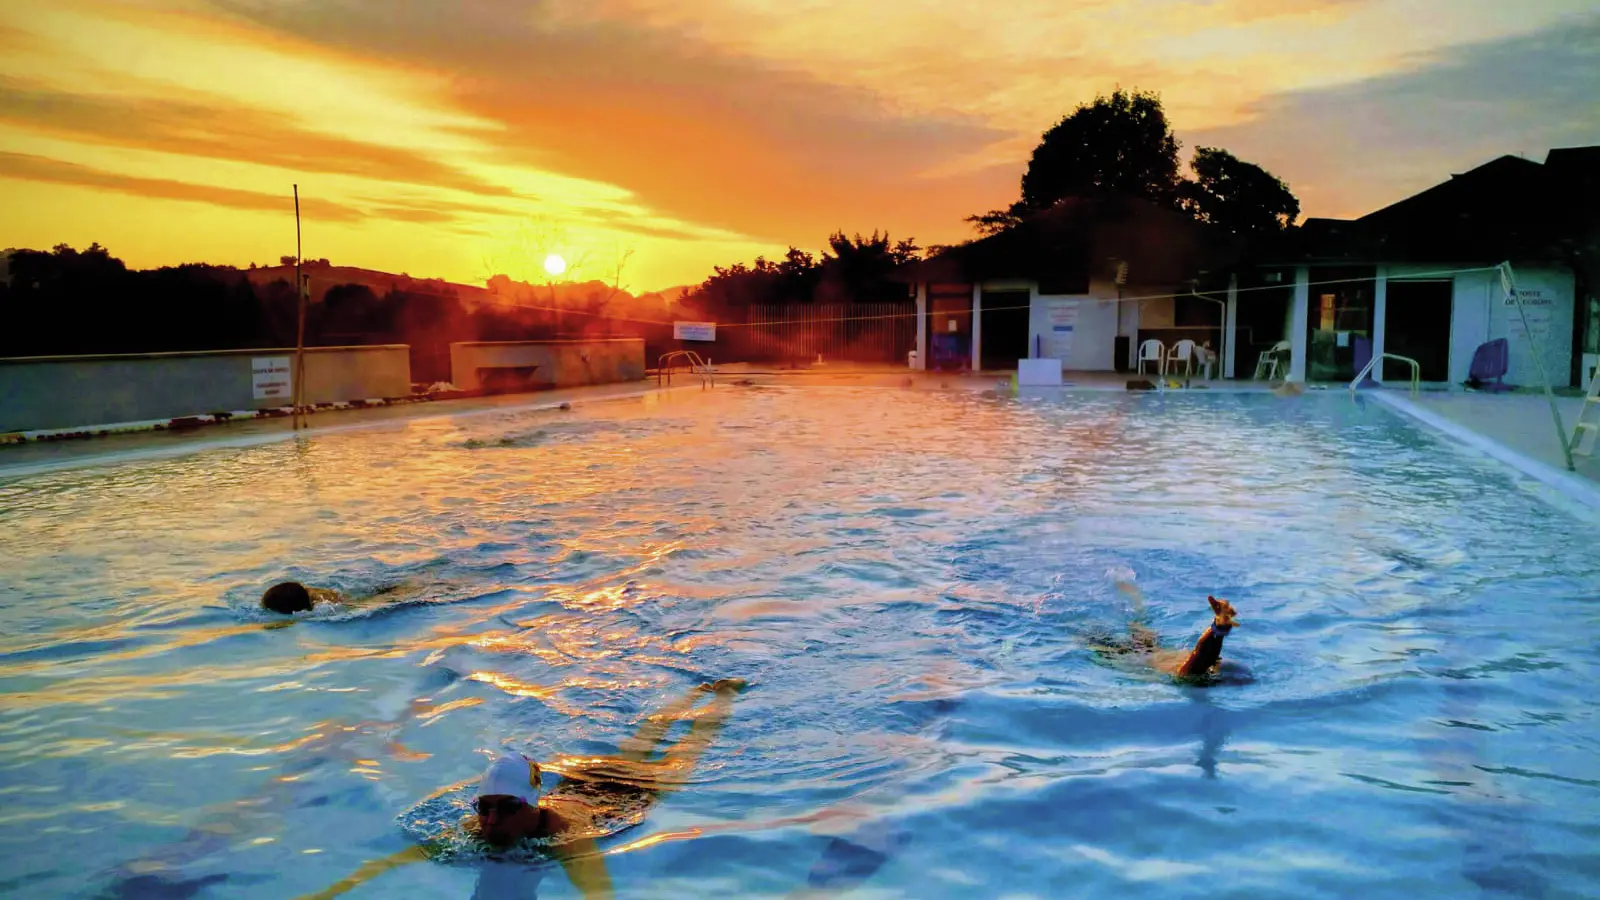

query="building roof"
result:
[892,194,1242,287]
[1250,147,1600,265]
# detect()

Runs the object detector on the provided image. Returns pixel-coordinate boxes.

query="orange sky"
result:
[2,0,1596,292]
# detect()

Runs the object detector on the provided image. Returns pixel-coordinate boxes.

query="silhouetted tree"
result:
[1179,147,1300,235]
[1019,88,1181,212]
[817,231,919,303]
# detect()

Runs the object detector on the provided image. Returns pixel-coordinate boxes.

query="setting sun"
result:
[543,254,567,277]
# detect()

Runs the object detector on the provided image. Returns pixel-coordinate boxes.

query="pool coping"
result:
[0,382,682,480]
[1370,391,1600,511]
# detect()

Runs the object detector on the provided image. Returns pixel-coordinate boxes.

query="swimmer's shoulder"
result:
[308,587,344,606]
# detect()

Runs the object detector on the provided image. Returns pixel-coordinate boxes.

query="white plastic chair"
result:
[1167,339,1197,377]
[1137,339,1165,377]
[1253,340,1290,381]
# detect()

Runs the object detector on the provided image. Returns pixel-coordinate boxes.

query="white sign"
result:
[1489,270,1574,388]
[1504,287,1554,346]
[252,356,292,401]
[674,321,716,341]
[1045,299,1079,362]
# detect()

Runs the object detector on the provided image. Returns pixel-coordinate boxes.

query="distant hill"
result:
[246,260,694,320]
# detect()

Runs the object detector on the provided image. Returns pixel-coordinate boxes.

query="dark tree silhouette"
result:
[1019,88,1181,211]
[1179,147,1300,235]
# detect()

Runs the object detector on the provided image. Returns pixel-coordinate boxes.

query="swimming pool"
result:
[2,385,1597,899]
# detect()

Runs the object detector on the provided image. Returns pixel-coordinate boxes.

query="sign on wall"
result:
[673,321,717,342]
[1045,299,1079,362]
[252,356,292,401]
[1503,286,1554,340]
[1491,271,1574,388]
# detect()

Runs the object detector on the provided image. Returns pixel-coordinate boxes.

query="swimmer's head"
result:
[474,753,543,845]
[261,581,314,614]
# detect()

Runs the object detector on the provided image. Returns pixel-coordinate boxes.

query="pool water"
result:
[1,386,1598,899]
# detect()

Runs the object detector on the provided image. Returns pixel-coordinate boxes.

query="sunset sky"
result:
[3,0,1597,292]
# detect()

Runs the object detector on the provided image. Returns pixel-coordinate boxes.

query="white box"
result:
[1017,358,1064,386]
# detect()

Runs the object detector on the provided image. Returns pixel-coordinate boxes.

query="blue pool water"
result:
[1,385,1598,899]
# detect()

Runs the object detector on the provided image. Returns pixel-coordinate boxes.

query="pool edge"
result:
[1370,391,1600,512]
[0,384,681,481]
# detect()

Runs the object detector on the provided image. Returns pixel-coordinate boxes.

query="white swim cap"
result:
[477,753,541,804]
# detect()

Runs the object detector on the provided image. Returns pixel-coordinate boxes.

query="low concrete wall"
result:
[450,339,646,392]
[0,345,411,433]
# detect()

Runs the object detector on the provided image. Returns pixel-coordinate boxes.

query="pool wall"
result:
[449,339,647,392]
[0,345,413,434]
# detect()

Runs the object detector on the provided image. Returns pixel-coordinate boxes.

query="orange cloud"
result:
[0,150,367,221]
[0,76,512,198]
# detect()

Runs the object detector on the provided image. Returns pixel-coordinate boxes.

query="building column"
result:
[1289,265,1310,382]
[1372,266,1388,384]
[1028,282,1041,360]
[1224,273,1239,379]
[971,283,983,371]
[914,282,927,370]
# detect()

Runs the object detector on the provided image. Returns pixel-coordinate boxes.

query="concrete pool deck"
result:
[0,380,696,479]
[1366,388,1600,503]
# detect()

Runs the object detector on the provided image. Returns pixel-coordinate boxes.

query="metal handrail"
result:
[656,350,715,389]
[1349,352,1420,398]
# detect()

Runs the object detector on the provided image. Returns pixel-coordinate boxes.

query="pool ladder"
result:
[1572,366,1600,457]
[1348,352,1421,398]
[656,350,716,389]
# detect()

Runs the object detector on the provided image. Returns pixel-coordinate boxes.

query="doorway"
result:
[1235,283,1291,378]
[1307,266,1376,381]
[980,290,1031,370]
[1384,280,1453,381]
[926,285,973,371]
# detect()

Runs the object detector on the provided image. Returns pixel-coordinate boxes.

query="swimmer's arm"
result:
[292,844,430,900]
[552,836,614,900]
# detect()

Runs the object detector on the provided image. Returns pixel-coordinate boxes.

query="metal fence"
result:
[717,302,917,364]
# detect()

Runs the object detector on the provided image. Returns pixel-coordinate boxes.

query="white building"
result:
[893,148,1599,390]
[891,196,1240,377]
[1244,148,1598,389]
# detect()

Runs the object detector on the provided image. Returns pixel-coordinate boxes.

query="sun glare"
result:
[543,254,567,276]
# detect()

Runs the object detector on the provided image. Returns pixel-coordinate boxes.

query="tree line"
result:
[683,89,1297,313]
[0,244,668,382]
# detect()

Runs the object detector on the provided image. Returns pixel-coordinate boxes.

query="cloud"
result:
[0,150,367,221]
[0,75,514,198]
[1183,13,1600,218]
[209,0,1015,244]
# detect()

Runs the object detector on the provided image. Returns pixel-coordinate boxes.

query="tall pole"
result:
[293,184,307,430]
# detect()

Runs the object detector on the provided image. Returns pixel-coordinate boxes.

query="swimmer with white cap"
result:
[471,752,547,846]
[303,678,748,899]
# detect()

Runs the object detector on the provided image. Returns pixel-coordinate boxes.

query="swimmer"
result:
[300,678,749,899]
[1269,379,1305,398]
[1096,583,1247,682]
[260,581,342,614]
[259,579,441,616]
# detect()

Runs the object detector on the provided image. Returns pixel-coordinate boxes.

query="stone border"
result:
[0,386,663,481]
[0,395,437,445]
[1370,391,1600,511]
